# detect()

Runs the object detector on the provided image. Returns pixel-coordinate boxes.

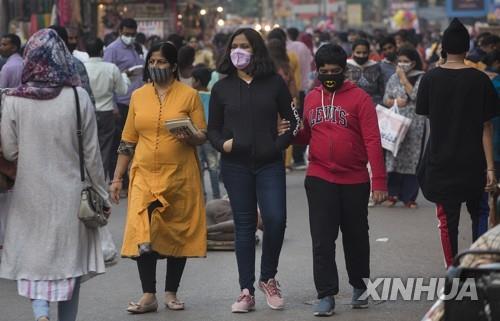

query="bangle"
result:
[487,169,496,172]
[111,178,123,183]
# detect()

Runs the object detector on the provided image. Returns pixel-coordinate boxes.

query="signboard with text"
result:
[446,0,490,17]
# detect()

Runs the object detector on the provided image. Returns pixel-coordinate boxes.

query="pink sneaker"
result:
[258,279,284,310]
[231,289,255,313]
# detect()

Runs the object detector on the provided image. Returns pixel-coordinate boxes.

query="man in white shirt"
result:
[67,27,90,63]
[84,38,130,180]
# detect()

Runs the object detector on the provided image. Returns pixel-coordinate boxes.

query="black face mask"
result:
[385,52,397,62]
[318,73,345,92]
[353,56,369,66]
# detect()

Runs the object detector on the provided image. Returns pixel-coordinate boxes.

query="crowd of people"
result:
[0,16,498,320]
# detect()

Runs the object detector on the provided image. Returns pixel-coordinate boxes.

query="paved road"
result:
[0,171,476,321]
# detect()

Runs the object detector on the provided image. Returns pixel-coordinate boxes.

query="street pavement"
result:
[0,170,476,321]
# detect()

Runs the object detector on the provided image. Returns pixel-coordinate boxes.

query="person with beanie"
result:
[294,43,387,316]
[416,18,499,268]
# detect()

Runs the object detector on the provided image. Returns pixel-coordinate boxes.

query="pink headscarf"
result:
[7,28,81,100]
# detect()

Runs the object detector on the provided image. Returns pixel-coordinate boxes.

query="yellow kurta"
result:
[121,81,207,258]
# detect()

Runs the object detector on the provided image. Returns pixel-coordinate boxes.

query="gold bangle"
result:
[111,179,123,183]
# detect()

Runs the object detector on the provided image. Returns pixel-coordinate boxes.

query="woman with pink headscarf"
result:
[0,28,109,321]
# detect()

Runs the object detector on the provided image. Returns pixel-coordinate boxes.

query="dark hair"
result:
[319,32,331,43]
[2,33,21,51]
[395,29,410,42]
[213,33,229,49]
[166,33,184,50]
[217,28,275,78]
[483,50,500,67]
[103,32,118,46]
[49,25,68,45]
[481,35,500,47]
[352,38,370,52]
[267,39,290,69]
[119,18,138,31]
[147,35,162,48]
[136,32,146,45]
[267,28,287,43]
[192,66,212,88]
[315,43,347,70]
[86,38,104,57]
[379,36,396,49]
[143,42,179,82]
[397,45,423,71]
[177,45,195,70]
[287,27,299,41]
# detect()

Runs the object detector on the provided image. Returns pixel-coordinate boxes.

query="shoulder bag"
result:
[73,87,108,228]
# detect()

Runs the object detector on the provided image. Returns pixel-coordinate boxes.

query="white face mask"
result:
[398,62,413,73]
[121,35,135,46]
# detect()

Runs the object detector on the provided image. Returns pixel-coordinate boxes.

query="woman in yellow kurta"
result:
[110,42,207,314]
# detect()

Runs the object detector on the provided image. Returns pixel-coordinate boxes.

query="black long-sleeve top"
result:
[207,73,299,168]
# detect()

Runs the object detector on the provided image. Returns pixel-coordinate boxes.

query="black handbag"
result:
[73,87,108,228]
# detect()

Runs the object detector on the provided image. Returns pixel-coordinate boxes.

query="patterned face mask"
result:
[398,62,413,73]
[149,67,173,85]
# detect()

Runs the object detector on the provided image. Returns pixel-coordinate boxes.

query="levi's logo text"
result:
[309,105,348,128]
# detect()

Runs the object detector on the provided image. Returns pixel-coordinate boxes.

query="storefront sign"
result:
[137,20,164,38]
[446,0,490,17]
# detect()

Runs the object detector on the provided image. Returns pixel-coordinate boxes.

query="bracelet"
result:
[111,178,123,184]
[487,169,496,172]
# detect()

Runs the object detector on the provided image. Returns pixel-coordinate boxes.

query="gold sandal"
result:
[126,300,158,314]
[165,299,185,310]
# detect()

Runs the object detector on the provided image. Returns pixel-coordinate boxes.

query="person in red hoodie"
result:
[294,43,388,316]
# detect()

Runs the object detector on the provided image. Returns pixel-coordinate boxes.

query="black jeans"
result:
[96,111,115,181]
[136,201,187,293]
[305,176,370,299]
[221,160,287,294]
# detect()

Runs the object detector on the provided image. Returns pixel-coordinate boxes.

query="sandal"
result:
[405,202,418,209]
[382,196,398,207]
[165,292,185,310]
[126,299,158,314]
[165,298,185,310]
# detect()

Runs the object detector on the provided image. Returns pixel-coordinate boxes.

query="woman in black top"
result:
[208,28,299,312]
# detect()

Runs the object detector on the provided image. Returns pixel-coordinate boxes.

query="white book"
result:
[164,118,200,136]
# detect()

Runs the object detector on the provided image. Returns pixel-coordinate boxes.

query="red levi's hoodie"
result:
[294,81,387,191]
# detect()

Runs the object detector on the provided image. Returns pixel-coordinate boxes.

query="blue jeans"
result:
[221,160,287,294]
[31,278,81,321]
[198,142,221,199]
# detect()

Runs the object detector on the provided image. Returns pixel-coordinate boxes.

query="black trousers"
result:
[435,197,485,268]
[136,201,187,293]
[305,176,370,299]
[109,103,129,187]
[96,111,115,181]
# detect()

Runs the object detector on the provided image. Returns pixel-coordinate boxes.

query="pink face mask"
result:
[230,48,252,70]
